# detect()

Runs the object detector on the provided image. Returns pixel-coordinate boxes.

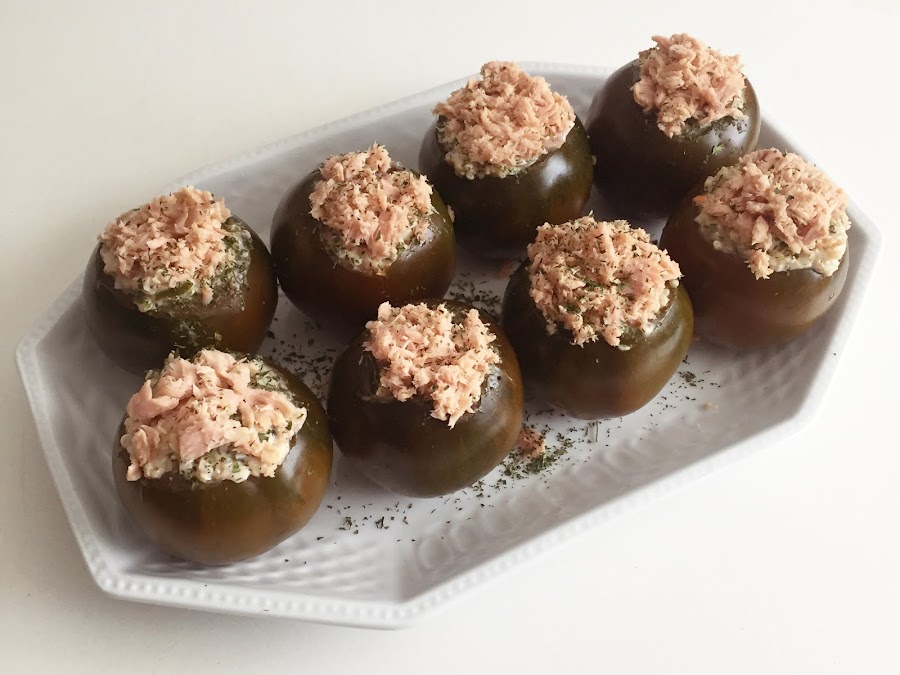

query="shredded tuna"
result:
[632,34,746,138]
[694,148,850,279]
[120,350,307,483]
[434,61,576,178]
[528,217,682,348]
[99,187,245,308]
[516,427,546,460]
[364,302,500,428]
[309,145,434,274]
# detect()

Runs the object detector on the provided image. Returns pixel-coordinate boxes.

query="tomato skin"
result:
[659,192,849,350]
[586,61,760,220]
[112,361,333,564]
[327,300,524,497]
[269,169,456,332]
[418,117,593,259]
[84,217,278,375]
[501,262,693,419]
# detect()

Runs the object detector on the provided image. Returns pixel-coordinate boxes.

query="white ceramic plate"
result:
[16,64,882,629]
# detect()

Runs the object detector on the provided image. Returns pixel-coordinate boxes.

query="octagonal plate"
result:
[16,64,882,628]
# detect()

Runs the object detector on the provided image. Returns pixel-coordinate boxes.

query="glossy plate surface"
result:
[16,64,882,628]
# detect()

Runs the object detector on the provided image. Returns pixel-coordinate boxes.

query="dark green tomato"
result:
[113,361,333,564]
[659,192,849,350]
[501,262,693,419]
[84,218,278,375]
[587,61,760,221]
[327,300,523,497]
[270,170,456,332]
[418,117,594,259]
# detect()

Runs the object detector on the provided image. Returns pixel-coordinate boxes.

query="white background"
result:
[2,1,898,672]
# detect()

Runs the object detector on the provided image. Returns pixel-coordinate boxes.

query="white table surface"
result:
[2,1,898,672]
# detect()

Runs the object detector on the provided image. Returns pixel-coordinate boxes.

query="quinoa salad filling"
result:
[632,33,747,138]
[528,217,682,348]
[434,61,576,179]
[309,145,435,274]
[364,302,501,428]
[694,148,850,279]
[120,350,307,483]
[99,187,252,314]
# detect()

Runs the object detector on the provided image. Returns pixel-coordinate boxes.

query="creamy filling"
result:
[121,350,307,483]
[309,144,434,274]
[632,33,747,138]
[528,217,682,348]
[434,61,576,179]
[364,302,500,428]
[694,148,850,279]
[139,446,267,483]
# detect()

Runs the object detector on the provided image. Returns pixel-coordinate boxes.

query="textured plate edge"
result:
[14,277,122,597]
[14,63,884,629]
